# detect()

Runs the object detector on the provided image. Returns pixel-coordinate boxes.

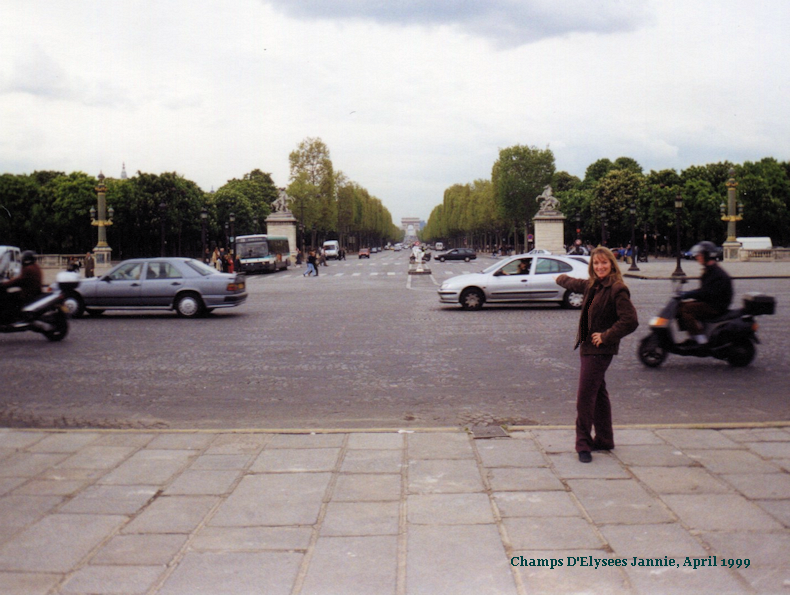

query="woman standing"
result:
[556,247,638,463]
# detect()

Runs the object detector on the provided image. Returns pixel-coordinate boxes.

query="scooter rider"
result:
[678,241,732,345]
[0,250,43,321]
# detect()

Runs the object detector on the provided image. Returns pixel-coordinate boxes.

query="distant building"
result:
[401,217,424,240]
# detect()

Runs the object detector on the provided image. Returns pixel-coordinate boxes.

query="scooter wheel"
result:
[727,340,755,367]
[638,334,667,367]
[43,309,69,342]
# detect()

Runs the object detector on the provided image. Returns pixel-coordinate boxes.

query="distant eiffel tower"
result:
[120,162,128,180]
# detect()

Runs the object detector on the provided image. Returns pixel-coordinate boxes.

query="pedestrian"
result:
[211,247,220,270]
[84,251,95,278]
[318,248,327,267]
[304,250,317,277]
[555,247,639,463]
[296,249,303,265]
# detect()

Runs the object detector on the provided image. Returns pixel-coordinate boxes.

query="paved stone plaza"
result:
[1,426,789,594]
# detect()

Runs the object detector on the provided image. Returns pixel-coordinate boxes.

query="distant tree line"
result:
[286,137,401,251]
[421,147,790,253]
[0,137,400,258]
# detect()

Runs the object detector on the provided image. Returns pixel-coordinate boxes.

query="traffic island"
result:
[408,263,431,275]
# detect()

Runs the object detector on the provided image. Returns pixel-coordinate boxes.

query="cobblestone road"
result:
[2,254,789,429]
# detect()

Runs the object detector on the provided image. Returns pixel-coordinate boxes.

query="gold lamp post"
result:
[721,168,743,261]
[90,172,114,265]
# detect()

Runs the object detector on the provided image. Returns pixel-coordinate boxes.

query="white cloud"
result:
[0,0,788,223]
[265,0,653,47]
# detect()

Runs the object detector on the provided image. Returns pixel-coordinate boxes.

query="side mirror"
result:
[101,275,112,282]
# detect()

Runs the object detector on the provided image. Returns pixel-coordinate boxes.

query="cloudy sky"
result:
[1,1,788,223]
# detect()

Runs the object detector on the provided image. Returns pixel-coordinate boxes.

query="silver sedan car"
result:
[61,258,247,318]
[438,253,589,310]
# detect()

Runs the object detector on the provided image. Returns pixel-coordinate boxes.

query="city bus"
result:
[235,234,291,273]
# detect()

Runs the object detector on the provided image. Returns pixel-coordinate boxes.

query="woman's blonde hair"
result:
[587,246,625,287]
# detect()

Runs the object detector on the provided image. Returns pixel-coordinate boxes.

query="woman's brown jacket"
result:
[556,274,639,355]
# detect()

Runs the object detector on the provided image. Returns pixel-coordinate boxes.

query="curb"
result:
[5,420,790,434]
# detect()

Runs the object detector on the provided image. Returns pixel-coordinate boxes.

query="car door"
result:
[141,261,185,306]
[531,257,574,300]
[486,258,533,301]
[93,262,143,306]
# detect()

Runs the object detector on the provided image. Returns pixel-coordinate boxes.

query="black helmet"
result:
[21,250,36,266]
[690,241,717,260]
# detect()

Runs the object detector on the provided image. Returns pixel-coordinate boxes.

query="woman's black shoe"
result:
[578,451,592,463]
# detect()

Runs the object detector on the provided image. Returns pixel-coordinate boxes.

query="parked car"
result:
[359,248,371,259]
[438,254,589,310]
[435,248,477,262]
[58,257,247,318]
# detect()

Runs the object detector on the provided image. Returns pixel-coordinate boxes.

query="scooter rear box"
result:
[743,293,775,315]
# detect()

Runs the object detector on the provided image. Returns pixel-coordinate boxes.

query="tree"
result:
[492,145,555,250]
[288,137,337,243]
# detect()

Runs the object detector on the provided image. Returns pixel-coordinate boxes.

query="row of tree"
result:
[0,137,401,259]
[286,138,401,250]
[421,147,790,253]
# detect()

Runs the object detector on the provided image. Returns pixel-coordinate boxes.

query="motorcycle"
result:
[0,272,79,342]
[638,289,775,368]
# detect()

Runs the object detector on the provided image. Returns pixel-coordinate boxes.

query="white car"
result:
[438,253,589,310]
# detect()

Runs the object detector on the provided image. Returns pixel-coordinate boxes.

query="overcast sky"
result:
[1,0,788,223]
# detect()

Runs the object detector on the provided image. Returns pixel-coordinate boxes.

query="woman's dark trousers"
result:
[576,354,614,453]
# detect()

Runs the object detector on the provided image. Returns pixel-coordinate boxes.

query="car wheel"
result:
[63,292,85,318]
[175,292,204,318]
[439,256,445,262]
[460,288,485,310]
[562,290,584,309]
[464,257,470,262]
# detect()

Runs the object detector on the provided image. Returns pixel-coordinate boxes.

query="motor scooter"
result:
[637,289,775,367]
[0,272,78,342]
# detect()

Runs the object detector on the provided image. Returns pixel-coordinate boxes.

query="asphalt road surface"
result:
[2,253,789,430]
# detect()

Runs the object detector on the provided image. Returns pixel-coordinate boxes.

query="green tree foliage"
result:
[426,154,790,253]
[287,137,399,248]
[492,145,556,245]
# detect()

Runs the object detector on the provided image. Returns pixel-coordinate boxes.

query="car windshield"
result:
[184,259,219,276]
[481,261,505,274]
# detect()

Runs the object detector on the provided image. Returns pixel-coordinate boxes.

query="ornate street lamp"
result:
[672,192,685,277]
[200,207,208,262]
[90,172,114,265]
[628,201,639,271]
[575,212,581,241]
[229,212,236,256]
[159,201,167,257]
[720,169,744,261]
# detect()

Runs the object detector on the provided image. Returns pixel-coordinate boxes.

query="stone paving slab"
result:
[0,426,787,594]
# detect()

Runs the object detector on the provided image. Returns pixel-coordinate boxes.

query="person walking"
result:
[555,247,639,463]
[84,251,95,278]
[304,250,317,277]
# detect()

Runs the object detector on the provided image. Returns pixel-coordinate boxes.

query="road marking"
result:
[352,273,361,277]
[387,272,396,276]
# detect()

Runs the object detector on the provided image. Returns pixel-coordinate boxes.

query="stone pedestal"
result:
[533,214,566,254]
[93,246,113,266]
[723,240,741,262]
[265,211,298,263]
